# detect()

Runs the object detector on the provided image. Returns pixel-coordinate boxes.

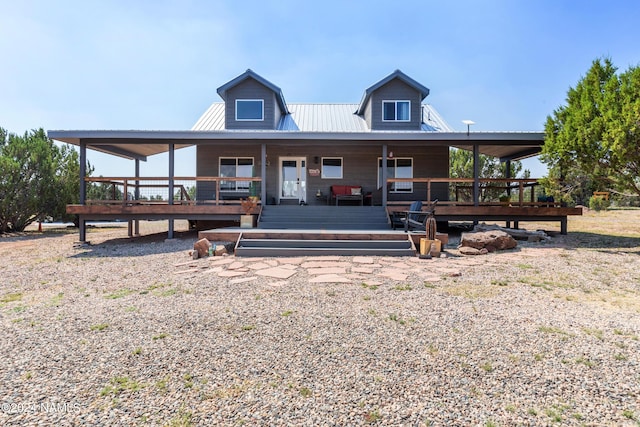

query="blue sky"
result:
[2,0,639,177]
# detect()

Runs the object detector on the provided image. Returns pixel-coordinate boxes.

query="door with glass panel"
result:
[279,157,307,204]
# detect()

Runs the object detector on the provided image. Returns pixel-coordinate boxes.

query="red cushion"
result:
[331,185,361,196]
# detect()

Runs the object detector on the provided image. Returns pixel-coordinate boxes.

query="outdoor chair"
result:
[392,199,438,232]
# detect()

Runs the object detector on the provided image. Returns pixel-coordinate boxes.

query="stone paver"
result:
[352,256,375,264]
[352,266,375,274]
[309,274,352,283]
[276,257,305,265]
[279,264,299,270]
[246,262,272,270]
[256,267,297,279]
[307,267,347,275]
[227,261,246,270]
[387,261,413,269]
[209,258,235,266]
[218,271,246,278]
[377,269,408,281]
[305,256,342,261]
[301,261,351,268]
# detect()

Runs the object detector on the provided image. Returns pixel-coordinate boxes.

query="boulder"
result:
[194,238,211,258]
[459,246,489,256]
[214,245,227,256]
[460,230,517,251]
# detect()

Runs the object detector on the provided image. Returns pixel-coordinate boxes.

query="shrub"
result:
[589,195,610,211]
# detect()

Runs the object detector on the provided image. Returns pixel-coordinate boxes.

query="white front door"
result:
[279,157,307,204]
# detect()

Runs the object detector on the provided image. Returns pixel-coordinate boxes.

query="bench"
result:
[330,185,364,206]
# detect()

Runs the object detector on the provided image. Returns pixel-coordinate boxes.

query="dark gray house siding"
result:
[196,145,263,201]
[368,79,422,130]
[196,143,449,206]
[224,79,279,130]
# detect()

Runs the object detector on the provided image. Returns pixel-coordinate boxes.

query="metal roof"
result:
[192,102,452,133]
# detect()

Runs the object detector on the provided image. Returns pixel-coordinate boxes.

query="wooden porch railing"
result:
[84,176,262,206]
[386,178,557,207]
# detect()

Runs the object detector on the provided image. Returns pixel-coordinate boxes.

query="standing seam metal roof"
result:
[191,102,452,132]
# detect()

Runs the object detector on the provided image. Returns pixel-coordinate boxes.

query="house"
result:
[193,69,452,206]
[49,69,581,243]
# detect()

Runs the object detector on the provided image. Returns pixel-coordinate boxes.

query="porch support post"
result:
[473,144,480,207]
[505,160,511,229]
[261,143,267,203]
[79,141,87,242]
[382,145,388,207]
[168,143,175,239]
[134,159,140,236]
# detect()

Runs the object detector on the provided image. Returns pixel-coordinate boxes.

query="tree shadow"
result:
[69,230,202,258]
[559,232,640,253]
[0,228,78,242]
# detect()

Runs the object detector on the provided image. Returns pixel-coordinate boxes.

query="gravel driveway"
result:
[1,224,639,426]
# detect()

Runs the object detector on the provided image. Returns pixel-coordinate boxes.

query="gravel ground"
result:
[1,222,639,426]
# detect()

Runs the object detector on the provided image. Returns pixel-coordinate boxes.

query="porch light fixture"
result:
[462,120,475,136]
[388,151,394,158]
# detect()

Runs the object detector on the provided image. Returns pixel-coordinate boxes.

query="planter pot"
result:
[420,238,442,257]
[240,214,255,228]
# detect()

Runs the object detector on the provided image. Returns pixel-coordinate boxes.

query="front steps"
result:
[200,205,417,257]
[234,230,416,257]
[257,205,391,230]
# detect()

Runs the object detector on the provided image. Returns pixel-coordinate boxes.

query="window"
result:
[220,158,254,191]
[378,158,413,192]
[236,99,264,121]
[321,157,343,179]
[382,100,410,121]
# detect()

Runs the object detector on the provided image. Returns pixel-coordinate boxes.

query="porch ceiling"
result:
[47,130,544,161]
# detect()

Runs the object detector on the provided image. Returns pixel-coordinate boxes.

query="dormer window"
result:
[382,100,410,122]
[236,99,264,121]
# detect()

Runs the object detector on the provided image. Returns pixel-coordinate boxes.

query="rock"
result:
[459,246,488,256]
[214,245,227,256]
[191,250,199,260]
[194,238,211,258]
[460,230,517,251]
[473,223,550,241]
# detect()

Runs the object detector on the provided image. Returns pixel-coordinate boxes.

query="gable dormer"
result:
[356,70,429,131]
[217,69,289,130]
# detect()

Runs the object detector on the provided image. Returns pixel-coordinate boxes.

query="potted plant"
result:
[419,212,440,258]
[240,198,258,228]
[499,194,511,206]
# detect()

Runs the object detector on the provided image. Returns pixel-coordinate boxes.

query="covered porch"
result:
[50,129,582,243]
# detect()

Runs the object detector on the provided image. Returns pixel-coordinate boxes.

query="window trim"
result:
[235,99,264,121]
[219,157,255,192]
[377,157,414,193]
[382,100,411,122]
[321,157,343,179]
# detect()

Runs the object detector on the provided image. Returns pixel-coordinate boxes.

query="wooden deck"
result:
[66,203,259,221]
[387,204,582,234]
[68,202,582,234]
